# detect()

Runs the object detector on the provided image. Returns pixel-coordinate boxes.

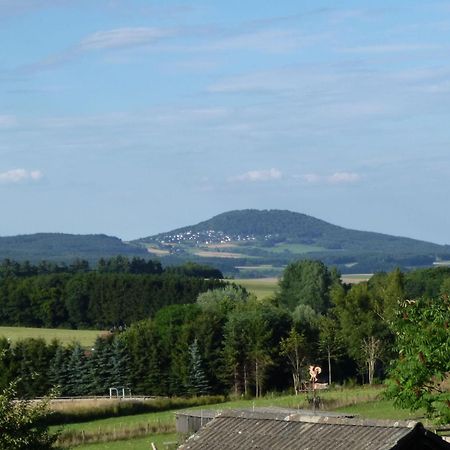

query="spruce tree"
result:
[66,343,90,396]
[88,336,113,395]
[48,345,69,396]
[186,339,210,396]
[109,338,130,390]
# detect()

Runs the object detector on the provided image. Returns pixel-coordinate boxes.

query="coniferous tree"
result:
[66,343,90,396]
[88,336,114,395]
[186,339,210,396]
[109,337,130,389]
[48,344,69,395]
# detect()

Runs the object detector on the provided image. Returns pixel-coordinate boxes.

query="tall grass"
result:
[49,395,226,425]
[57,421,175,448]
[55,386,387,448]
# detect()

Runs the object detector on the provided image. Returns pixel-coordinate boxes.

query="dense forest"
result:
[0,258,224,328]
[0,259,449,421]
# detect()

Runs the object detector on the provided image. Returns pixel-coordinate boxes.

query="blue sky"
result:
[1,1,450,243]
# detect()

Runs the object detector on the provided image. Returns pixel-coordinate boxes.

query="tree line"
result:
[0,260,448,422]
[0,257,224,329]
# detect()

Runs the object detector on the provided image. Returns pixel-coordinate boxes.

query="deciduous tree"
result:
[387,296,450,423]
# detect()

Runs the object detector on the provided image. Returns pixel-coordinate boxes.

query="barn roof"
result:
[178,410,450,450]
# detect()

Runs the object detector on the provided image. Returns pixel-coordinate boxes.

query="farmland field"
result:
[268,243,326,254]
[145,246,171,256]
[193,250,246,258]
[0,326,103,347]
[341,274,372,284]
[235,273,372,300]
[235,277,279,299]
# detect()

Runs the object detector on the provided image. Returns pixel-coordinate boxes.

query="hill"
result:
[134,209,450,275]
[0,233,146,263]
[2,211,449,275]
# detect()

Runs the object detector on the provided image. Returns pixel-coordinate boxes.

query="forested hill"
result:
[2,210,449,273]
[135,209,450,275]
[0,233,146,262]
[137,209,447,254]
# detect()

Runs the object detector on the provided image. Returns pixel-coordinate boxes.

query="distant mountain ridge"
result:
[1,210,449,274]
[0,233,146,263]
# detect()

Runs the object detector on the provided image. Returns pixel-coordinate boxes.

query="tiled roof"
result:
[178,410,449,450]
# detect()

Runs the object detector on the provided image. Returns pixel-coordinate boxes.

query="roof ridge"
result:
[218,409,419,429]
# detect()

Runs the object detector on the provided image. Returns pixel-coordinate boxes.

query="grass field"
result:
[341,274,373,284]
[335,399,426,422]
[77,433,178,450]
[235,277,279,299]
[145,246,171,256]
[235,273,373,300]
[58,386,384,435]
[61,386,427,449]
[269,243,326,254]
[194,250,245,259]
[0,326,103,347]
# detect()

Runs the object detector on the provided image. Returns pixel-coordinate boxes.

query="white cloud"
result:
[302,172,361,184]
[328,172,361,184]
[78,27,175,51]
[0,169,43,184]
[230,168,282,183]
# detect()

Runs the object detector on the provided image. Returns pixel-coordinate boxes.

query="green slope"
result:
[0,233,147,263]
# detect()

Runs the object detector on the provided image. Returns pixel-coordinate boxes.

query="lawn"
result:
[0,326,103,347]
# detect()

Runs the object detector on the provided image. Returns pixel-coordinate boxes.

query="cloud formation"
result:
[79,27,175,51]
[302,172,361,185]
[230,168,282,183]
[0,169,43,184]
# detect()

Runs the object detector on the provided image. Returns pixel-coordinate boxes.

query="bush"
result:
[0,382,59,450]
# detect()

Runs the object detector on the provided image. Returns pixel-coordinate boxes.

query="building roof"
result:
[178,410,450,450]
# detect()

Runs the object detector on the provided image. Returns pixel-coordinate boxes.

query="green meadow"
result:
[235,277,279,299]
[0,326,103,347]
[62,386,427,449]
[236,273,372,300]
